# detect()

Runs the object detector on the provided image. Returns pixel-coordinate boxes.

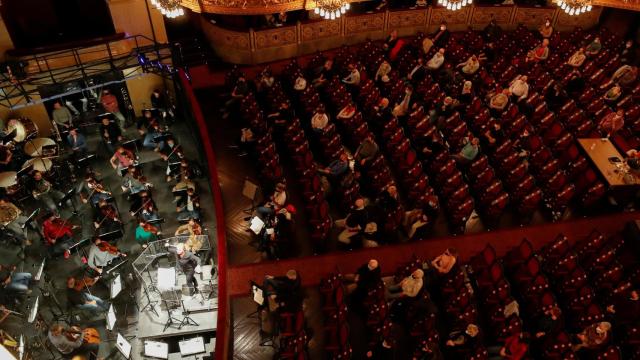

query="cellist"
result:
[47,324,100,355]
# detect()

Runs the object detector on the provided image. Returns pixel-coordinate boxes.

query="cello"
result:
[65,326,101,345]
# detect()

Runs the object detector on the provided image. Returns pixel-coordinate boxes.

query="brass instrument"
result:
[0,203,18,225]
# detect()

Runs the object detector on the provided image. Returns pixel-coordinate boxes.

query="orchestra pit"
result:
[1,0,640,360]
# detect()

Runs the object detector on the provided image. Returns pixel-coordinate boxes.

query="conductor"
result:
[166,243,201,295]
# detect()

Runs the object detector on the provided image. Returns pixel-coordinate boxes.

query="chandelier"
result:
[555,0,593,15]
[313,0,350,20]
[436,0,472,11]
[150,0,185,18]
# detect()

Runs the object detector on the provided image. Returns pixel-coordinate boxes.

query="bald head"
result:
[368,259,379,270]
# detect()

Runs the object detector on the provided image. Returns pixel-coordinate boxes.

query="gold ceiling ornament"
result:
[313,0,350,20]
[436,0,472,11]
[555,0,593,15]
[150,0,185,18]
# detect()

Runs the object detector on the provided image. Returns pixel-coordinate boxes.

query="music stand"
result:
[34,258,46,281]
[56,188,78,215]
[179,336,206,356]
[148,217,165,232]
[20,208,39,230]
[121,139,138,155]
[168,161,181,176]
[110,274,123,299]
[106,304,117,331]
[115,333,132,359]
[140,283,159,317]
[16,164,32,179]
[153,133,170,145]
[242,178,260,214]
[143,340,169,359]
[76,153,96,169]
[247,281,264,319]
[27,296,38,323]
[95,113,115,123]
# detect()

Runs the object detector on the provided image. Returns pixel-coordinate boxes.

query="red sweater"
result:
[503,334,528,360]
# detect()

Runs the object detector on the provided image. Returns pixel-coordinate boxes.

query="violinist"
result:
[121,165,150,195]
[177,187,201,221]
[87,238,127,276]
[142,117,166,151]
[109,146,136,176]
[137,109,155,137]
[135,218,160,249]
[66,277,109,314]
[48,324,100,355]
[43,212,77,258]
[160,136,184,182]
[77,173,111,207]
[100,117,122,154]
[31,170,68,212]
[140,195,160,222]
[175,217,203,252]
[93,198,120,235]
[179,158,194,180]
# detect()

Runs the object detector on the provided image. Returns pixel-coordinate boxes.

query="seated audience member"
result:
[293,75,307,91]
[457,55,480,75]
[567,48,587,67]
[48,324,98,355]
[135,219,159,249]
[375,60,392,82]
[346,259,381,295]
[487,332,529,360]
[311,106,330,133]
[572,321,611,352]
[393,85,414,117]
[446,324,481,352]
[430,247,458,275]
[509,75,530,102]
[388,269,424,299]
[431,22,450,49]
[585,37,602,56]
[414,341,444,360]
[335,198,369,245]
[484,19,502,42]
[407,57,427,82]
[263,269,302,311]
[621,39,637,65]
[611,64,638,86]
[317,152,350,180]
[460,80,474,104]
[626,150,640,171]
[479,42,497,64]
[342,64,361,86]
[483,120,504,146]
[533,306,563,340]
[538,18,553,39]
[384,29,399,52]
[603,85,622,103]
[312,59,334,88]
[67,128,87,155]
[256,182,288,219]
[404,208,430,240]
[489,89,510,112]
[454,137,480,162]
[222,75,248,119]
[267,102,294,129]
[599,110,624,137]
[427,49,446,70]
[0,265,31,294]
[66,277,109,313]
[606,288,640,325]
[257,67,275,93]
[377,185,399,213]
[354,136,379,168]
[527,39,550,62]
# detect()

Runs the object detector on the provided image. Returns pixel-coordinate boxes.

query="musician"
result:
[52,101,74,130]
[43,212,77,258]
[172,174,196,194]
[30,170,67,212]
[66,277,109,313]
[129,189,154,216]
[0,144,13,169]
[0,264,32,294]
[109,146,136,176]
[0,198,32,245]
[137,109,155,136]
[176,187,200,221]
[87,238,126,276]
[48,324,99,355]
[93,198,120,235]
[99,119,121,156]
[66,128,87,156]
[160,136,184,182]
[175,217,203,252]
[151,89,170,115]
[121,165,149,195]
[166,243,201,295]
[101,89,126,129]
[135,219,160,249]
[77,173,111,208]
[179,158,194,180]
[138,195,160,222]
[142,118,166,152]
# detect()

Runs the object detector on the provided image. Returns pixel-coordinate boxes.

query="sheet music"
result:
[106,305,116,331]
[28,296,38,323]
[249,217,264,235]
[35,259,45,281]
[111,274,123,299]
[144,340,169,359]
[157,267,177,291]
[252,285,264,305]
[116,333,132,359]
[178,337,205,356]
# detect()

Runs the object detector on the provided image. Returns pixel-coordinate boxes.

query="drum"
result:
[6,118,38,142]
[0,171,19,195]
[24,137,57,157]
[22,158,52,173]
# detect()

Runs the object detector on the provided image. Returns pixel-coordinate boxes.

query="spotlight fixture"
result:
[150,0,185,18]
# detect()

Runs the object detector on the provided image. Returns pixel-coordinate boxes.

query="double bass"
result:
[65,326,101,345]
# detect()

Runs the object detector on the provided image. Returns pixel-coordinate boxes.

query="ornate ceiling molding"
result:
[592,0,640,11]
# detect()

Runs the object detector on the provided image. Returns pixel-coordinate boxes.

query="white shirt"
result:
[509,79,529,100]
[343,70,361,85]
[427,53,445,70]
[311,113,329,130]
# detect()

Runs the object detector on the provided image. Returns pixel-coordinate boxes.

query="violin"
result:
[97,241,120,255]
[65,326,101,345]
[72,276,98,292]
[142,222,159,234]
[99,203,119,221]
